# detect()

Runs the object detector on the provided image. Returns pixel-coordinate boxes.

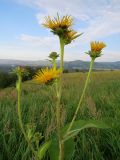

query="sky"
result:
[0,0,120,62]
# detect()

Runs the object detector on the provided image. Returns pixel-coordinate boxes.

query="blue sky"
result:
[0,0,120,62]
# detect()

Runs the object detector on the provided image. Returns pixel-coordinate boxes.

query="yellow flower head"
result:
[64,30,82,44]
[91,41,106,52]
[43,14,81,44]
[33,68,60,85]
[86,41,106,59]
[43,14,73,31]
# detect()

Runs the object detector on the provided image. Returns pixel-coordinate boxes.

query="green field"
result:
[0,71,120,160]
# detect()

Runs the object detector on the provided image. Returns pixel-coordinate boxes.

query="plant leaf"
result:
[49,120,110,160]
[49,138,58,160]
[64,138,74,160]
[49,137,74,160]
[62,120,110,141]
[38,140,51,160]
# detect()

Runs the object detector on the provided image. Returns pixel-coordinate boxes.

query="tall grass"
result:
[0,70,120,160]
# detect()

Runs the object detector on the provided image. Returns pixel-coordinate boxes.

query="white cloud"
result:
[20,34,59,47]
[0,41,119,62]
[19,31,120,62]
[11,0,120,61]
[17,0,120,39]
[95,51,120,62]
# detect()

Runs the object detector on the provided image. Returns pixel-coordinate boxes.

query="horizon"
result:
[0,0,120,62]
[0,58,120,63]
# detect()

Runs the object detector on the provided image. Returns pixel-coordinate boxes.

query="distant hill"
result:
[64,60,120,70]
[0,59,51,66]
[0,59,120,72]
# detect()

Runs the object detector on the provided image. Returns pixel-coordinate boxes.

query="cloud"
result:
[81,10,120,41]
[14,0,120,61]
[19,33,84,59]
[18,33,120,62]
[17,0,120,42]
[20,34,58,47]
[0,41,119,61]
[96,51,120,62]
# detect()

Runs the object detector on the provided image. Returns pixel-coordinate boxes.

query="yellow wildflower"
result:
[43,14,73,31]
[65,30,82,44]
[42,14,74,38]
[86,41,106,59]
[91,41,106,52]
[43,14,81,45]
[33,68,60,84]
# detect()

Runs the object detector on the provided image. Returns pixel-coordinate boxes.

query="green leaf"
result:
[49,137,74,160]
[49,120,110,160]
[64,138,74,160]
[49,138,59,160]
[38,140,51,160]
[62,120,110,141]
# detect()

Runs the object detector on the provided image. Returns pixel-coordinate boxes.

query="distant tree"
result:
[0,66,49,89]
[75,69,80,72]
[0,72,17,88]
[63,69,69,73]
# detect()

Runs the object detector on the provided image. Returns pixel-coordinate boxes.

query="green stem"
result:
[17,75,38,160]
[64,58,95,137]
[56,36,65,160]
[59,140,64,160]
[53,59,57,69]
[59,37,65,72]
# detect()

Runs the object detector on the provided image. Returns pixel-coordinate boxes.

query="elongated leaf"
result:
[38,140,51,160]
[49,138,58,160]
[62,120,110,141]
[49,137,74,160]
[64,138,74,160]
[49,120,110,160]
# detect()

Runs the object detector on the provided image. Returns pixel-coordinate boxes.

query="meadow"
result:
[0,70,120,160]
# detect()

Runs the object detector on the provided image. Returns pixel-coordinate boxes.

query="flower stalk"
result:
[59,37,65,72]
[42,14,82,160]
[48,52,59,69]
[56,37,65,160]
[64,58,95,137]
[53,59,57,69]
[16,70,38,160]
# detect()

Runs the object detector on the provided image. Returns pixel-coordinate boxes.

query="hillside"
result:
[0,59,120,72]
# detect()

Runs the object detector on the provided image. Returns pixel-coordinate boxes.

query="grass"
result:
[0,70,120,160]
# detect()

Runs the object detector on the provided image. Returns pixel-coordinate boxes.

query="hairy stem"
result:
[65,58,95,137]
[53,59,57,69]
[60,37,65,72]
[56,37,65,160]
[17,75,38,160]
[59,140,64,160]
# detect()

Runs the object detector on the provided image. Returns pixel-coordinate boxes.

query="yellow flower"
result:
[43,14,73,31]
[91,41,106,52]
[65,30,82,44]
[43,14,81,44]
[33,68,60,84]
[86,41,106,59]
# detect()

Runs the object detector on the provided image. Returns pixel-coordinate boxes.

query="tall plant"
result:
[33,14,107,160]
[42,14,81,160]
[14,66,51,160]
[15,14,108,160]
